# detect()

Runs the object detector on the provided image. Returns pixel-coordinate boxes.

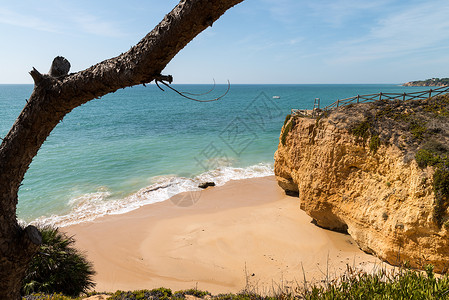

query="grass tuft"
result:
[302,266,449,299]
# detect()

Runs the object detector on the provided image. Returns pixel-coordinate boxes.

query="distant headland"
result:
[403,77,449,87]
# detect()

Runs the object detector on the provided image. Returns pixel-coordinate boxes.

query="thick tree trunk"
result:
[0,1,243,298]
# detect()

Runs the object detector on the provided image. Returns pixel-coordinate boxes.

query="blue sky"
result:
[1,0,449,84]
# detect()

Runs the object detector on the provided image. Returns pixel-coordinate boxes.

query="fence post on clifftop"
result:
[379,92,382,101]
[429,89,432,98]
[403,93,406,101]
[336,99,339,107]
[357,95,359,103]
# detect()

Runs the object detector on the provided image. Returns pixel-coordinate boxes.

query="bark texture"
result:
[0,1,243,298]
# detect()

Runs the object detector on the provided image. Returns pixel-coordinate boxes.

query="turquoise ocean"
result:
[0,84,427,226]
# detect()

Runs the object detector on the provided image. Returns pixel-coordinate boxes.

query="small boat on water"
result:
[272,95,280,99]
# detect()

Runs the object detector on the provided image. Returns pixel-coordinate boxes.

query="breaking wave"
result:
[31,163,273,227]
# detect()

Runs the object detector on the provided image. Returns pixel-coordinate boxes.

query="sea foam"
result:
[31,163,274,227]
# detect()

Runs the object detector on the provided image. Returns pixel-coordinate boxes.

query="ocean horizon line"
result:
[0,82,406,86]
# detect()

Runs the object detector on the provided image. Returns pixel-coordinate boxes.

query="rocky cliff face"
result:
[275,95,449,272]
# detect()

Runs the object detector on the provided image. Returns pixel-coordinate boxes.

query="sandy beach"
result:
[64,176,383,294]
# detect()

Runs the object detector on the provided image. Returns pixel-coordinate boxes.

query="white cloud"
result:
[46,1,126,38]
[289,37,304,45]
[0,4,125,38]
[326,0,449,63]
[260,0,303,23]
[70,14,125,37]
[261,0,390,27]
[306,0,391,27]
[0,8,58,33]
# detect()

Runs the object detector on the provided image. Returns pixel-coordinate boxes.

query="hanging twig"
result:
[162,80,230,102]
[182,79,217,96]
[153,74,173,91]
[154,75,230,102]
[155,80,165,91]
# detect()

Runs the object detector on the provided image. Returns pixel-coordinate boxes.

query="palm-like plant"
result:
[22,226,95,297]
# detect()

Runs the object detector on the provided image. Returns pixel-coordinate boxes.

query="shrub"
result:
[214,292,271,300]
[434,166,449,198]
[351,119,371,140]
[415,149,441,168]
[415,146,449,226]
[433,166,449,226]
[283,114,291,126]
[22,227,95,297]
[22,293,75,300]
[422,140,449,155]
[173,289,211,298]
[409,120,428,140]
[281,119,294,146]
[369,135,380,153]
[110,288,173,300]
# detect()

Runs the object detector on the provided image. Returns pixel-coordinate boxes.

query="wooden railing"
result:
[291,86,449,118]
[323,86,449,110]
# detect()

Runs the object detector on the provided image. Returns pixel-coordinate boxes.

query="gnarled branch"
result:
[0,1,244,297]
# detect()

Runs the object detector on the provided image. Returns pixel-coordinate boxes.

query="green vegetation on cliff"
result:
[415,143,449,227]
[344,94,449,227]
[403,78,449,87]
[281,118,294,146]
[348,94,449,148]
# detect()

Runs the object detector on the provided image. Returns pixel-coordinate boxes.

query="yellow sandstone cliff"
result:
[275,95,449,272]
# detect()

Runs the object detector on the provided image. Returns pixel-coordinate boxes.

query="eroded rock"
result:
[275,95,449,272]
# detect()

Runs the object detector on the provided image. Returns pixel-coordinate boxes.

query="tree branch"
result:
[0,1,244,296]
[29,68,44,85]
